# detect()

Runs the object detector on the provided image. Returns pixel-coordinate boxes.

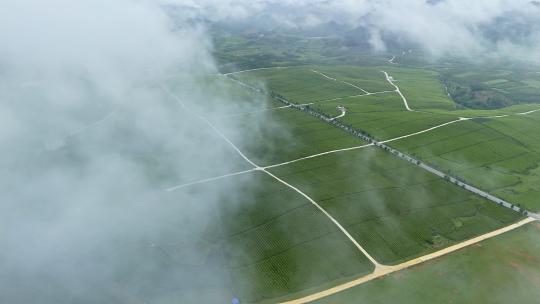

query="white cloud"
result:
[0,1,271,302]
[168,0,540,60]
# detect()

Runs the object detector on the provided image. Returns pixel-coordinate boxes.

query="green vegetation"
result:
[216,107,366,166]
[268,147,521,265]
[312,94,455,139]
[234,65,540,213]
[383,66,457,110]
[198,172,374,303]
[316,222,540,304]
[392,113,540,211]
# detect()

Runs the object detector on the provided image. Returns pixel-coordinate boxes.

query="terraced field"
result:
[233,68,364,104]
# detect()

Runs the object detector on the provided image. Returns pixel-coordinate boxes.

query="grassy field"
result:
[316,221,540,304]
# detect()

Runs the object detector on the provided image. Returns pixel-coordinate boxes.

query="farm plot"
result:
[315,222,540,304]
[310,94,457,139]
[306,66,395,93]
[391,113,540,211]
[267,146,522,265]
[214,107,368,166]
[171,171,374,304]
[233,66,464,139]
[383,67,457,110]
[232,67,366,104]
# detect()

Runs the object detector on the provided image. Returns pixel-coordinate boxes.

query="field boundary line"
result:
[468,108,540,119]
[311,69,370,94]
[214,105,292,118]
[264,170,382,267]
[166,169,257,192]
[380,117,470,143]
[161,85,259,168]
[43,107,120,152]
[382,70,413,111]
[263,144,374,169]
[280,217,536,304]
[66,107,119,138]
[224,66,289,76]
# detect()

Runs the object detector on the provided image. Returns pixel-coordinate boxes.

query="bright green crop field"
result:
[391,113,540,212]
[267,146,521,265]
[316,222,540,304]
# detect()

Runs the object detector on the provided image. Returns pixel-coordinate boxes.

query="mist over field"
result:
[0,0,270,302]
[171,0,540,62]
[2,1,540,303]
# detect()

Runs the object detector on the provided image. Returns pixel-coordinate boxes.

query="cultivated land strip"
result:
[280,217,536,304]
[166,168,257,192]
[311,70,370,94]
[161,84,382,266]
